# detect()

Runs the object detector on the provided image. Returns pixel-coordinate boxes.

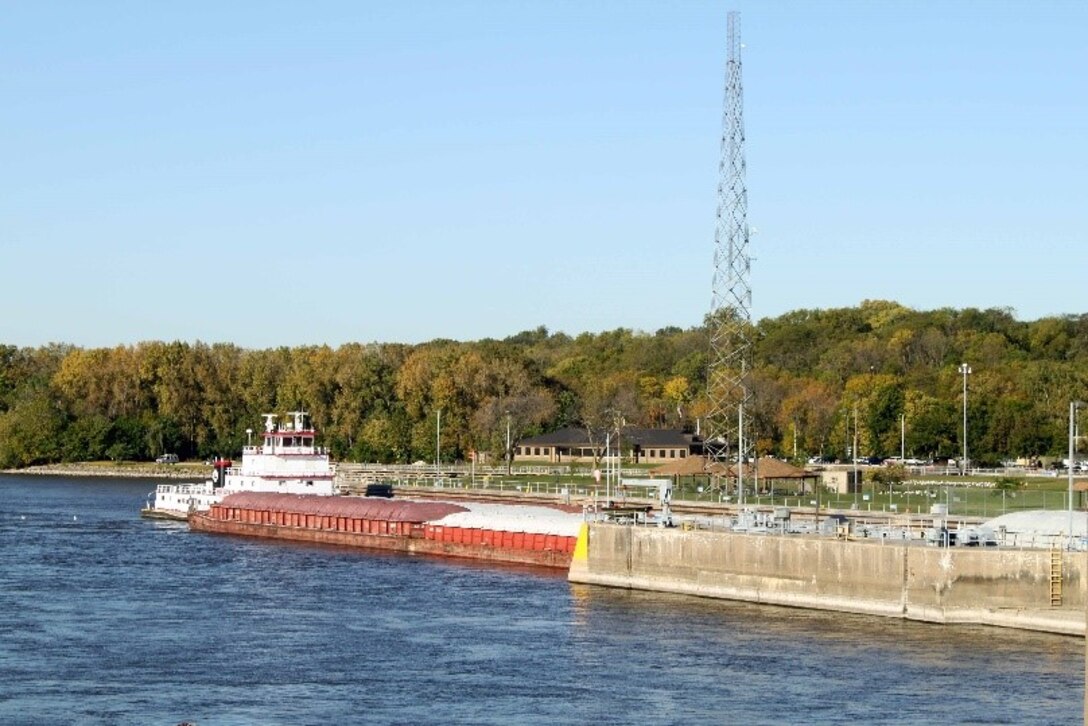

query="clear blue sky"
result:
[2,1,1084,349]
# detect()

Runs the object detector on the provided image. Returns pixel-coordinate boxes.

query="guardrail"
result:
[341,475,603,498]
[336,462,646,480]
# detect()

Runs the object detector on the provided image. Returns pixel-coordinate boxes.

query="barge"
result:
[189,491,581,569]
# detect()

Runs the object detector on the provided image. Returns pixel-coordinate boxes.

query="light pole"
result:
[958,363,971,475]
[737,403,744,505]
[505,411,512,475]
[604,432,611,502]
[616,415,623,496]
[899,413,905,463]
[436,408,442,477]
[1069,400,1084,544]
[867,366,875,510]
[852,404,859,510]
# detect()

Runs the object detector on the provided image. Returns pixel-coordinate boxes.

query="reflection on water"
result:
[0,475,1082,725]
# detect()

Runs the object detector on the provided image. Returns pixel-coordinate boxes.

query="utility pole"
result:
[853,404,859,510]
[604,432,612,503]
[505,411,512,475]
[706,10,753,496]
[1069,401,1083,544]
[958,363,971,475]
[900,413,905,463]
[436,408,442,477]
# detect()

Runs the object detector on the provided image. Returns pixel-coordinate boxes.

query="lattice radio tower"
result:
[706,10,752,499]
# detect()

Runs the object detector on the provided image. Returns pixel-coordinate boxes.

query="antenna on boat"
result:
[285,411,308,432]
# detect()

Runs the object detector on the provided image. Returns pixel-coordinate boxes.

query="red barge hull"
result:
[189,498,576,569]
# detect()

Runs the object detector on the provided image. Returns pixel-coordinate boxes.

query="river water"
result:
[0,475,1082,725]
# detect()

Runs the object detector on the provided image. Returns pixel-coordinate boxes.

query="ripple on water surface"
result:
[0,474,1082,725]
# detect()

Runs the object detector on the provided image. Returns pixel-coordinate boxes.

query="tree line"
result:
[1,300,1086,469]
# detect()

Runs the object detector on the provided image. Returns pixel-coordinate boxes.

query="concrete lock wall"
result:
[568,524,1087,635]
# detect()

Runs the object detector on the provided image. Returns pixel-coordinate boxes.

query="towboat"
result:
[141,411,335,520]
[144,411,585,568]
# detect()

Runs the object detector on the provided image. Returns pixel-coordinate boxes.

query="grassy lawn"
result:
[427,467,1083,520]
[667,472,1081,518]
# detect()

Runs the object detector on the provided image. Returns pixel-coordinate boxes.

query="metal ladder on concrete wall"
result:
[1049,546,1063,607]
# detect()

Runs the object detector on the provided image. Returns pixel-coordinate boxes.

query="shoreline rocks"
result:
[1,462,208,480]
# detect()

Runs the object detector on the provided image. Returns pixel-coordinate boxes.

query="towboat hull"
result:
[139,507,191,521]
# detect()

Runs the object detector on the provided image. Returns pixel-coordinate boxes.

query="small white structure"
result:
[820,469,860,494]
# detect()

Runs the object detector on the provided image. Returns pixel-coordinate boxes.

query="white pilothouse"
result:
[141,411,336,520]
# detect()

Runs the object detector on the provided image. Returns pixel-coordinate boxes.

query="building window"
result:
[680,450,686,458]
[534,447,541,456]
[670,450,676,459]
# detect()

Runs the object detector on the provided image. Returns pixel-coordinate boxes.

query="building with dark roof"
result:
[515,427,703,465]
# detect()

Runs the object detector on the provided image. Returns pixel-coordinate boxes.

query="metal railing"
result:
[336,462,645,480]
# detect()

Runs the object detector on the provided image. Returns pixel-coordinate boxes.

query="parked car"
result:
[155,454,179,464]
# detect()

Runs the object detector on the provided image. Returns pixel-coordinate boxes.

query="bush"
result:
[868,464,906,491]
